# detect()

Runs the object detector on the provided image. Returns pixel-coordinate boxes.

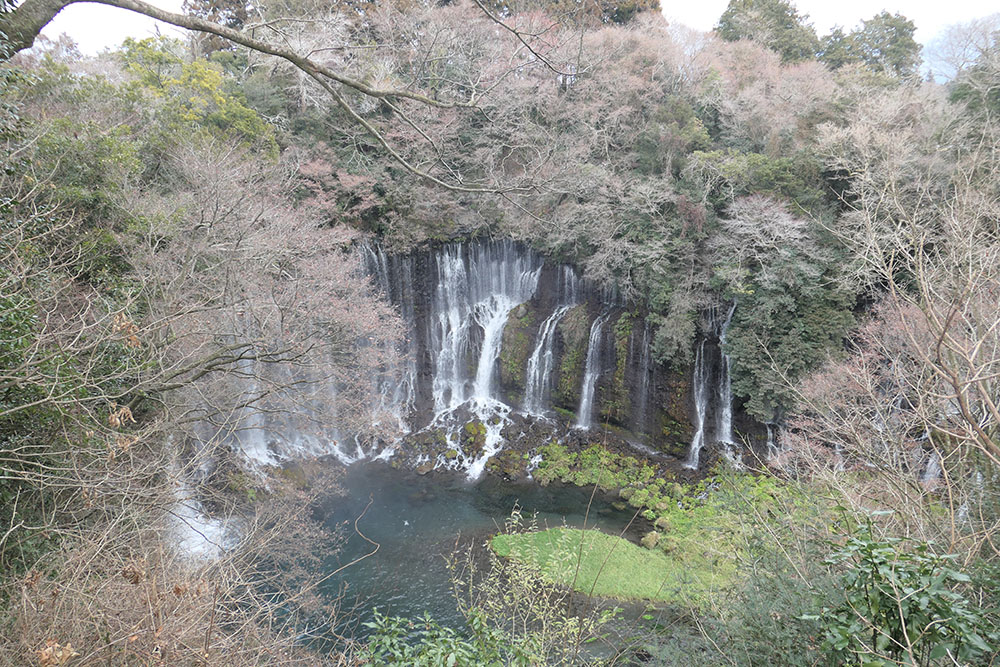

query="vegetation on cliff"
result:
[1,0,999,663]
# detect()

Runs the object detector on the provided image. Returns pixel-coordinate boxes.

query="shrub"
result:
[805,524,998,665]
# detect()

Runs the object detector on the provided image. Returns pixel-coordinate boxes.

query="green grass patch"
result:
[491,527,734,605]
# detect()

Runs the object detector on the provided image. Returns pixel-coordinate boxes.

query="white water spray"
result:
[576,312,610,430]
[684,339,709,469]
[524,305,571,415]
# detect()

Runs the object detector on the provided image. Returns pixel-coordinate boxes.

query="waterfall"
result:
[523,267,578,416]
[576,312,609,430]
[524,305,572,415]
[429,241,542,416]
[559,265,580,304]
[233,353,278,467]
[471,295,515,401]
[360,243,416,432]
[921,452,942,486]
[715,303,736,447]
[684,339,709,469]
[634,320,652,434]
[363,239,546,477]
[430,247,472,413]
[421,241,543,479]
[765,422,779,460]
[362,239,710,480]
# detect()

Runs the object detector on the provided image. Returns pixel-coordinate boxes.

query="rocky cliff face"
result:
[361,238,740,476]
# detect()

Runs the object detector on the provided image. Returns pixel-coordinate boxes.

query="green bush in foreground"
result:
[804,524,998,666]
[362,610,524,666]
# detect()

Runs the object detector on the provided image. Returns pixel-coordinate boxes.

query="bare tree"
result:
[782,77,1000,553]
[0,59,402,660]
[924,13,1000,81]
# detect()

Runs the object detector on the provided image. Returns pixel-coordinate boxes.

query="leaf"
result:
[930,643,952,659]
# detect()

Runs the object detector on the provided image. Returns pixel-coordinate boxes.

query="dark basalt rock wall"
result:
[363,238,703,457]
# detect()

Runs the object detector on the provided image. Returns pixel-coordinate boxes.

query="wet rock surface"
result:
[361,238,758,480]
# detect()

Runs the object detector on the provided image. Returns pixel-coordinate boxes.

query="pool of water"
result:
[315,461,642,637]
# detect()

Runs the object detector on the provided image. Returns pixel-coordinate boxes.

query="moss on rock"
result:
[599,312,633,427]
[498,303,536,400]
[552,305,589,411]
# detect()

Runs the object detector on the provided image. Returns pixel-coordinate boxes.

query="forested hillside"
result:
[1,0,998,664]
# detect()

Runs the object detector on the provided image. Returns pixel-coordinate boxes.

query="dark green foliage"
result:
[634,97,711,176]
[817,27,855,71]
[806,526,998,665]
[711,195,853,421]
[716,0,819,63]
[689,149,832,217]
[848,12,920,79]
[726,283,853,422]
[33,118,141,227]
[819,12,921,78]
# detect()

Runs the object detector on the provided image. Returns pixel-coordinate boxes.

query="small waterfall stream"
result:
[634,320,652,435]
[921,452,942,486]
[765,422,778,460]
[715,304,736,444]
[361,244,417,433]
[233,353,278,467]
[685,339,709,469]
[576,312,610,430]
[523,267,580,416]
[715,303,738,464]
[524,305,571,415]
[431,247,473,413]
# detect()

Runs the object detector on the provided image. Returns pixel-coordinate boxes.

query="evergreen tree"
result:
[818,11,921,78]
[716,0,819,63]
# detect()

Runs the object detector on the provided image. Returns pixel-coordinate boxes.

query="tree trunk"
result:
[0,0,77,56]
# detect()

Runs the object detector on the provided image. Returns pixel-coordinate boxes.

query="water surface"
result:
[316,461,641,636]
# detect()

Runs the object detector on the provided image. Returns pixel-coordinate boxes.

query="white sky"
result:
[42,0,1000,55]
[43,0,185,54]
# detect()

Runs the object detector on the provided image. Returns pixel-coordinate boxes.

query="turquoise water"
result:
[316,461,642,637]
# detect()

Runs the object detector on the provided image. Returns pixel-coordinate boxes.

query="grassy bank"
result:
[491,527,732,603]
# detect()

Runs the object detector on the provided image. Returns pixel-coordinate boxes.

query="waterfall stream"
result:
[576,312,609,430]
[685,339,709,469]
[715,303,736,445]
[715,302,738,464]
[921,450,942,486]
[524,266,581,416]
[357,239,715,478]
[361,244,417,433]
[524,305,571,415]
[634,320,652,434]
